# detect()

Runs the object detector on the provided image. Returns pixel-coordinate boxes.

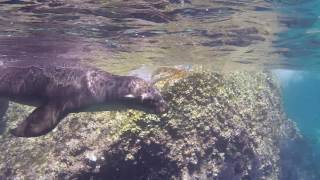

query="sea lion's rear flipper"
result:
[0,98,9,134]
[10,102,67,137]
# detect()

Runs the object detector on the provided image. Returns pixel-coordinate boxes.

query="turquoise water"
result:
[281,71,320,141]
[276,0,320,142]
[275,0,320,68]
[275,70,320,179]
[274,0,320,179]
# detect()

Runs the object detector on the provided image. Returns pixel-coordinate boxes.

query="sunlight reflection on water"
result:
[0,0,282,73]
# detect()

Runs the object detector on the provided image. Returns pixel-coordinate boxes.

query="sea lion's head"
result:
[118,76,168,114]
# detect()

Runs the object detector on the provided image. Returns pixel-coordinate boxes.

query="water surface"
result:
[0,0,283,73]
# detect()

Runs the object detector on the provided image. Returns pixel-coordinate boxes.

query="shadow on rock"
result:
[0,99,8,134]
[77,135,179,180]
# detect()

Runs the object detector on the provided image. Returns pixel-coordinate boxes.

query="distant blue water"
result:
[275,70,320,143]
[275,0,320,142]
[274,0,320,179]
[275,0,320,69]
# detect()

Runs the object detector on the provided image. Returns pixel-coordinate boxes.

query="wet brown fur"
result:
[0,61,167,137]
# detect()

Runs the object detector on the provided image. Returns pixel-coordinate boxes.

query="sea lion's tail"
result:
[0,98,8,134]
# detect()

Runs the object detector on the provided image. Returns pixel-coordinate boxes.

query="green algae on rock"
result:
[0,70,297,179]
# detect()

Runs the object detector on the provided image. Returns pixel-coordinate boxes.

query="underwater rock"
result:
[0,70,298,179]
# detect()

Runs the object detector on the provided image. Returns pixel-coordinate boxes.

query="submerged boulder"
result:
[0,70,297,179]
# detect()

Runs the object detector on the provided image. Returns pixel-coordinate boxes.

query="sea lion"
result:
[0,61,168,137]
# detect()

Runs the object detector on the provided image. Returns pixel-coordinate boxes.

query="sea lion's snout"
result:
[122,77,168,114]
[140,87,168,114]
[154,99,168,114]
[150,98,168,114]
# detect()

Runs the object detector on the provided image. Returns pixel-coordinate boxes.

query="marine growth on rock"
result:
[0,70,298,180]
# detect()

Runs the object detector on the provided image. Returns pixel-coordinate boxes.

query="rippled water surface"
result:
[0,0,284,74]
[1,0,320,179]
[274,0,320,69]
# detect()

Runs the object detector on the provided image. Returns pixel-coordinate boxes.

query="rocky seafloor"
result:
[0,70,300,179]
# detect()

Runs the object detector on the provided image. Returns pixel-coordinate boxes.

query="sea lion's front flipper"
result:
[0,98,9,134]
[10,102,67,137]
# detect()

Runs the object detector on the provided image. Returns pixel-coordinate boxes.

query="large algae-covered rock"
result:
[0,71,296,179]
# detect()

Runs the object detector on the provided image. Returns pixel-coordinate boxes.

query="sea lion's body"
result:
[0,61,167,137]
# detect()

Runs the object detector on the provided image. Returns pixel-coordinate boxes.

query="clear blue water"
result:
[275,0,320,69]
[274,0,320,179]
[277,0,320,138]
